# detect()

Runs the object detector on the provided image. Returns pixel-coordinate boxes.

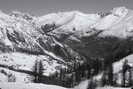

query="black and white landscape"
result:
[0,2,133,89]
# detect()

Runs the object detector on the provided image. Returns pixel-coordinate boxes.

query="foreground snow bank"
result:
[0,80,89,89]
[0,83,67,89]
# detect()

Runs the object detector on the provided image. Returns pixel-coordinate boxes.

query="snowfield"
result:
[0,83,67,89]
[0,52,66,82]
[0,81,131,89]
[0,80,89,89]
[97,86,130,89]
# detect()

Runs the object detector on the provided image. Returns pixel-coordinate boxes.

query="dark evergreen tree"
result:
[33,59,44,83]
[108,63,114,85]
[101,72,107,86]
[122,59,133,87]
[122,59,128,87]
[129,68,132,86]
[88,78,97,89]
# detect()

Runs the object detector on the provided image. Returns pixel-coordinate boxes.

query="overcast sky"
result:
[0,0,133,16]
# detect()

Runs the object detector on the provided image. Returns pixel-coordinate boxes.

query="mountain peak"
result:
[111,6,128,17]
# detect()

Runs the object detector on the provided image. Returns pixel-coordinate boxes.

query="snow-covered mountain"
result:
[0,6,133,88]
[36,6,133,38]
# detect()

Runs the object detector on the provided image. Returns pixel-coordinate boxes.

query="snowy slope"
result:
[0,52,66,83]
[92,7,128,30]
[37,11,100,28]
[0,79,89,89]
[36,11,100,38]
[93,7,133,38]
[0,83,67,89]
[36,6,133,38]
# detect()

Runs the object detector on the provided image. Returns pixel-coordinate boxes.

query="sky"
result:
[0,0,133,16]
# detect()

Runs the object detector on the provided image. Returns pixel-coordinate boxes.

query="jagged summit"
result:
[111,6,128,16]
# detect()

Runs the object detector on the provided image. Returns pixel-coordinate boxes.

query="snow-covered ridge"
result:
[36,10,100,29]
[91,7,129,30]
[0,6,132,38]
[35,6,133,38]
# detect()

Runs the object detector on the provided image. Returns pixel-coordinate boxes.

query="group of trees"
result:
[122,59,133,87]
[32,59,90,87]
[32,57,105,87]
[32,56,133,88]
[32,36,133,87]
[101,59,133,87]
[33,59,44,83]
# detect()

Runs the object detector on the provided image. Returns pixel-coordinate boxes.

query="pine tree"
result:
[129,68,132,86]
[122,59,128,87]
[33,59,44,83]
[108,64,114,85]
[101,72,107,86]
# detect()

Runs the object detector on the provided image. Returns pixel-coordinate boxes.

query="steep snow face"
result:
[92,7,128,30]
[56,12,100,38]
[37,11,75,26]
[0,10,38,49]
[92,7,133,38]
[59,11,100,30]
[111,7,128,17]
[92,14,120,30]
